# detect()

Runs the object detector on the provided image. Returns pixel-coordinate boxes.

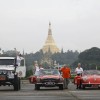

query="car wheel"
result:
[59,85,63,90]
[35,84,40,90]
[82,85,85,89]
[79,81,82,89]
[98,86,100,89]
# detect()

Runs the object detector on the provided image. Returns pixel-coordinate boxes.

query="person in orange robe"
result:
[60,65,71,89]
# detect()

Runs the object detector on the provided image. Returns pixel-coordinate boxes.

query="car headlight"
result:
[59,77,64,82]
[82,76,88,81]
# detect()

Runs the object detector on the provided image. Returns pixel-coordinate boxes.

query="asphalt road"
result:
[0,80,100,100]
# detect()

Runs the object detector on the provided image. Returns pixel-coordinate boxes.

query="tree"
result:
[72,47,100,70]
[79,47,100,61]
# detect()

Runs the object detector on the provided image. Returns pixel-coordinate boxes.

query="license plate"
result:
[45,82,55,85]
[0,76,6,80]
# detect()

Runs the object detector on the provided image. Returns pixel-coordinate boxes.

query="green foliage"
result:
[97,66,100,70]
[51,50,79,65]
[72,47,100,70]
[25,50,44,67]
[79,47,100,61]
[70,74,76,79]
[26,69,33,78]
[42,62,50,69]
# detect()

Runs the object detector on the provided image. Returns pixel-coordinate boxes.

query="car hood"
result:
[0,65,14,70]
[82,75,100,82]
[82,75,100,78]
[39,75,60,79]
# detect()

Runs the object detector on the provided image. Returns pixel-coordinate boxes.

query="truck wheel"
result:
[14,75,19,91]
[59,85,63,90]
[18,78,21,90]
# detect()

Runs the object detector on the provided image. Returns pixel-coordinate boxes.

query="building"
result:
[42,22,59,54]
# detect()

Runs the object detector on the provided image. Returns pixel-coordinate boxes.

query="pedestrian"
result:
[75,63,83,76]
[74,63,83,89]
[34,64,40,75]
[60,65,71,89]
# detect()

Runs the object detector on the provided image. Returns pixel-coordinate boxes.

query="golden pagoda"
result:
[42,22,59,54]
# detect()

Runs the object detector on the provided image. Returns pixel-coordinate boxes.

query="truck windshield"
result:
[0,59,14,65]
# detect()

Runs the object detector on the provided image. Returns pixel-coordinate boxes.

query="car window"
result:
[39,69,60,75]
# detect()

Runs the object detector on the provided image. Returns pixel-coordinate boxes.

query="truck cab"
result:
[0,56,26,91]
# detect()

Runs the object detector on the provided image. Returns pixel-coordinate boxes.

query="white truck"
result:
[0,56,26,91]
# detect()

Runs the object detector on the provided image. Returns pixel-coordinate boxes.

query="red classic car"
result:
[74,70,100,89]
[28,69,64,90]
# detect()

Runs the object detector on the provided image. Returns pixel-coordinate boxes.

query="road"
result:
[0,80,100,100]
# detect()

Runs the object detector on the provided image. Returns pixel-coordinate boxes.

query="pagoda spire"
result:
[42,22,59,54]
[48,22,52,35]
[49,22,51,29]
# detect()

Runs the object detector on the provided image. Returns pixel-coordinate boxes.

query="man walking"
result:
[60,65,71,89]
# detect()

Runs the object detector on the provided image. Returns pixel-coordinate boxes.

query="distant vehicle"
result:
[0,56,26,91]
[28,69,64,90]
[74,70,100,89]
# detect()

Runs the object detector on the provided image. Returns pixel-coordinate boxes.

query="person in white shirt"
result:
[75,63,83,76]
[34,64,40,75]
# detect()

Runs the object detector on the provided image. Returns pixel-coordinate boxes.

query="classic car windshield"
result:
[38,69,60,75]
[83,70,100,75]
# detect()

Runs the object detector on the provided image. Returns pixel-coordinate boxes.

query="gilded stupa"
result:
[42,22,59,54]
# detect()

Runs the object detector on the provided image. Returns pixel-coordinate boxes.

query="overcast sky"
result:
[0,0,100,53]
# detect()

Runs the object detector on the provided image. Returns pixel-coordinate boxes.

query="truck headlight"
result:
[3,70,7,74]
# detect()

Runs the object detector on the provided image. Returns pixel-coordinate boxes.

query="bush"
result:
[26,69,33,78]
[70,74,76,79]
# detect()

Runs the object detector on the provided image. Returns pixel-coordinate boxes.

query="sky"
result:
[0,0,100,53]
